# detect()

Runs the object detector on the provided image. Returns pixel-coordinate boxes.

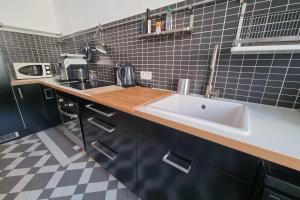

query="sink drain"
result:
[201,104,206,109]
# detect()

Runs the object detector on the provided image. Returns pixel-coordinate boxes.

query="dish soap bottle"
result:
[166,6,173,31]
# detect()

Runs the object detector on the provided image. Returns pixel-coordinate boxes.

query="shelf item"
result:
[232,3,300,54]
[138,27,192,38]
[231,44,300,54]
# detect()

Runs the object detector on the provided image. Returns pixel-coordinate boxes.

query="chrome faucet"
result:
[205,44,220,98]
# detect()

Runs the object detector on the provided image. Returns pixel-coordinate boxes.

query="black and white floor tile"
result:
[0,127,138,200]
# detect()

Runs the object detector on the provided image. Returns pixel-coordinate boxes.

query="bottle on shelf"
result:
[161,14,166,32]
[166,6,173,31]
[141,13,147,34]
[155,17,162,33]
[146,8,151,34]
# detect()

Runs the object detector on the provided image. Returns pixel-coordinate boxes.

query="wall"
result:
[0,0,58,33]
[60,0,300,109]
[0,30,61,77]
[53,0,181,35]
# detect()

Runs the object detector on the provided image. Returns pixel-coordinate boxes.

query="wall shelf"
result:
[232,3,300,54]
[137,27,192,38]
[231,44,300,54]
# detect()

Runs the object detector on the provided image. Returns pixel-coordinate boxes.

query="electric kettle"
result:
[115,64,136,87]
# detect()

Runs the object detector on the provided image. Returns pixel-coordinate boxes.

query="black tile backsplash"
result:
[0,0,299,109]
[0,30,61,77]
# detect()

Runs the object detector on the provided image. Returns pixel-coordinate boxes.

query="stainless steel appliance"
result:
[73,68,88,82]
[115,64,136,87]
[58,54,87,81]
[60,80,114,90]
[56,93,84,149]
[13,63,52,79]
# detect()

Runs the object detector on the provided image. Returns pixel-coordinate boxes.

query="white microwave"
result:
[13,63,52,79]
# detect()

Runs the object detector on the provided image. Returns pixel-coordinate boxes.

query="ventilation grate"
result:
[0,132,19,143]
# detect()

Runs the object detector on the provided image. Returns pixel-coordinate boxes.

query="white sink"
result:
[144,94,249,135]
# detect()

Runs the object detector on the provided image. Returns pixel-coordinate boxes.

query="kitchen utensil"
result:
[177,79,191,95]
[73,68,88,82]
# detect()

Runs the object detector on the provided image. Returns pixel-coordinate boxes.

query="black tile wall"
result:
[1,0,300,109]
[59,0,300,109]
[0,30,62,77]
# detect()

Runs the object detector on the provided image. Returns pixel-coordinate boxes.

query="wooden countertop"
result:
[89,87,171,113]
[10,79,171,113]
[11,78,300,172]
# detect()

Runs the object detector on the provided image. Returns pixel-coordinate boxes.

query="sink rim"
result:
[145,94,250,135]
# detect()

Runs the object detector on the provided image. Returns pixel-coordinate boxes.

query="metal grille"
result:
[0,132,19,143]
[238,9,300,45]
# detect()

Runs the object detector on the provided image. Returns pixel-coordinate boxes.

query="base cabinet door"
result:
[41,86,61,127]
[81,102,137,193]
[13,84,49,135]
[137,135,254,200]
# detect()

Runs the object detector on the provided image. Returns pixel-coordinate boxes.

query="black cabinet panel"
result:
[41,86,61,127]
[137,134,253,200]
[0,86,24,135]
[0,53,24,137]
[137,117,260,182]
[14,84,49,135]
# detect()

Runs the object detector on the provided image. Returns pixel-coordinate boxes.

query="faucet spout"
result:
[205,44,220,98]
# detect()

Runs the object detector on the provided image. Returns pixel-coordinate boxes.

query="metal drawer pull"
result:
[85,104,115,117]
[17,88,24,99]
[91,141,117,160]
[58,106,78,119]
[44,88,54,100]
[162,151,192,174]
[87,117,115,133]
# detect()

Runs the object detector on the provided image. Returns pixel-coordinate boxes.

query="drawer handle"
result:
[268,194,281,200]
[87,117,115,133]
[85,104,115,117]
[44,88,54,100]
[91,141,117,160]
[58,106,78,119]
[162,151,191,174]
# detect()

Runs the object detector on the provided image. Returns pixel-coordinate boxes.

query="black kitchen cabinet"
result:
[0,53,24,140]
[137,134,255,200]
[136,118,261,200]
[137,117,260,183]
[41,85,61,127]
[14,84,52,135]
[81,101,137,193]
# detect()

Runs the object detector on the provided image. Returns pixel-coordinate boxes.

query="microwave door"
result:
[18,65,43,76]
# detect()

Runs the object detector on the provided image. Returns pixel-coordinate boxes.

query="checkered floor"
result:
[0,127,138,200]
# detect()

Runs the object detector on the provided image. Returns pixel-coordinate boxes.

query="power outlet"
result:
[140,71,152,80]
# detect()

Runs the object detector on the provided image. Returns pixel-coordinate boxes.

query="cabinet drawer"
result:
[137,118,260,182]
[85,136,137,193]
[80,101,117,125]
[82,109,136,155]
[262,188,292,200]
[137,135,253,200]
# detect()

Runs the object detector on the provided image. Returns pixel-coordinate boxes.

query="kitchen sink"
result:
[144,94,249,135]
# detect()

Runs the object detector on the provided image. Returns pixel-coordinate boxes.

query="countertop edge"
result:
[11,79,300,172]
[134,109,300,172]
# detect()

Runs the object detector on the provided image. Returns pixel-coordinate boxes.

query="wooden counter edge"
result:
[11,79,40,86]
[133,109,300,172]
